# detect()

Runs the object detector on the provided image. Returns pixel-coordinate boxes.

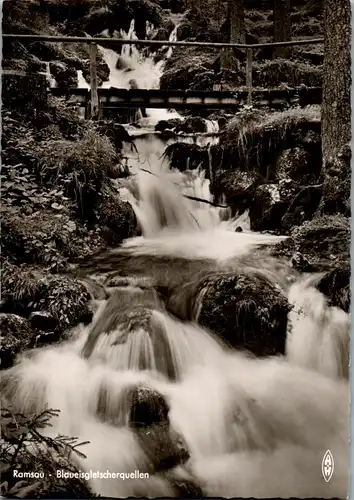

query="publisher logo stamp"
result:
[322,450,334,482]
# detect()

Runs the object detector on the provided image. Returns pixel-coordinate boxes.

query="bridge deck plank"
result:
[48,87,322,110]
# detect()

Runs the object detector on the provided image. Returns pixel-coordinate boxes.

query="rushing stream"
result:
[3,20,350,500]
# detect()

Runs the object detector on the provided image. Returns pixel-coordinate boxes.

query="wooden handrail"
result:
[2,33,324,49]
[3,33,324,113]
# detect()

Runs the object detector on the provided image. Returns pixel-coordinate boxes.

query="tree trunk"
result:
[318,0,351,215]
[273,0,292,58]
[230,0,245,44]
[221,0,245,71]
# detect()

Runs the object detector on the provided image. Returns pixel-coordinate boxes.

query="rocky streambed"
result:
[0,0,350,498]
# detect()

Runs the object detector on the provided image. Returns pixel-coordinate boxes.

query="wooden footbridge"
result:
[3,34,323,116]
[49,86,322,111]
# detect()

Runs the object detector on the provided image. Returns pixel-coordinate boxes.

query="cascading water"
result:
[93,20,181,126]
[78,20,218,132]
[41,62,56,88]
[2,17,350,500]
[2,151,349,497]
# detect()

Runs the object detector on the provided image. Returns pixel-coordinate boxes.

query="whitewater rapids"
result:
[2,171,350,497]
[3,16,350,500]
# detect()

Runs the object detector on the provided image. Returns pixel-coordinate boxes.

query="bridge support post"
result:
[89,43,99,119]
[246,48,253,105]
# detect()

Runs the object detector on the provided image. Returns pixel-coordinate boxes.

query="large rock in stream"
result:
[248,177,320,233]
[1,264,93,358]
[99,194,138,245]
[81,288,179,380]
[194,272,291,357]
[95,381,193,483]
[271,215,350,272]
[316,264,350,313]
[128,386,190,472]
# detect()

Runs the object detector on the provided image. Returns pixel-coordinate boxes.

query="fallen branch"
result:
[139,168,229,208]
[183,194,229,208]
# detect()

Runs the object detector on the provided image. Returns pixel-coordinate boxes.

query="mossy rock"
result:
[213,169,257,214]
[221,107,321,178]
[35,275,93,331]
[99,195,138,245]
[163,143,207,172]
[280,184,323,232]
[196,272,291,357]
[0,314,37,369]
[160,48,216,91]
[49,61,78,89]
[249,179,299,232]
[276,147,317,183]
[253,59,322,88]
[317,264,350,313]
[174,117,208,134]
[1,264,93,334]
[271,215,350,271]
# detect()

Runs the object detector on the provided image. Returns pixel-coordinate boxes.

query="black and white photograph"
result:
[0,0,351,498]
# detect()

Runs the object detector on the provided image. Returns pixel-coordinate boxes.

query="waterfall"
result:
[205,119,219,133]
[41,62,56,88]
[286,276,350,380]
[2,15,349,500]
[77,69,90,89]
[1,314,349,498]
[91,20,181,126]
[166,25,178,59]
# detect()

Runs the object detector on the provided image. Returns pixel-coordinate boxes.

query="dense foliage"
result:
[0,407,92,498]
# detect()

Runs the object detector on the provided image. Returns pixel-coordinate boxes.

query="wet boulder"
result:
[176,22,195,41]
[160,49,215,91]
[163,143,207,171]
[135,423,190,472]
[155,118,182,133]
[276,147,317,184]
[196,272,291,357]
[271,215,350,272]
[38,276,93,331]
[80,7,116,35]
[152,27,170,41]
[128,385,170,428]
[95,380,189,472]
[174,117,208,134]
[280,184,323,232]
[289,251,314,273]
[95,381,169,428]
[189,71,215,91]
[128,385,189,471]
[317,264,350,313]
[249,179,299,232]
[49,61,78,89]
[82,58,110,88]
[161,18,175,35]
[164,467,204,498]
[99,195,138,245]
[0,314,37,369]
[96,121,132,150]
[213,169,257,214]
